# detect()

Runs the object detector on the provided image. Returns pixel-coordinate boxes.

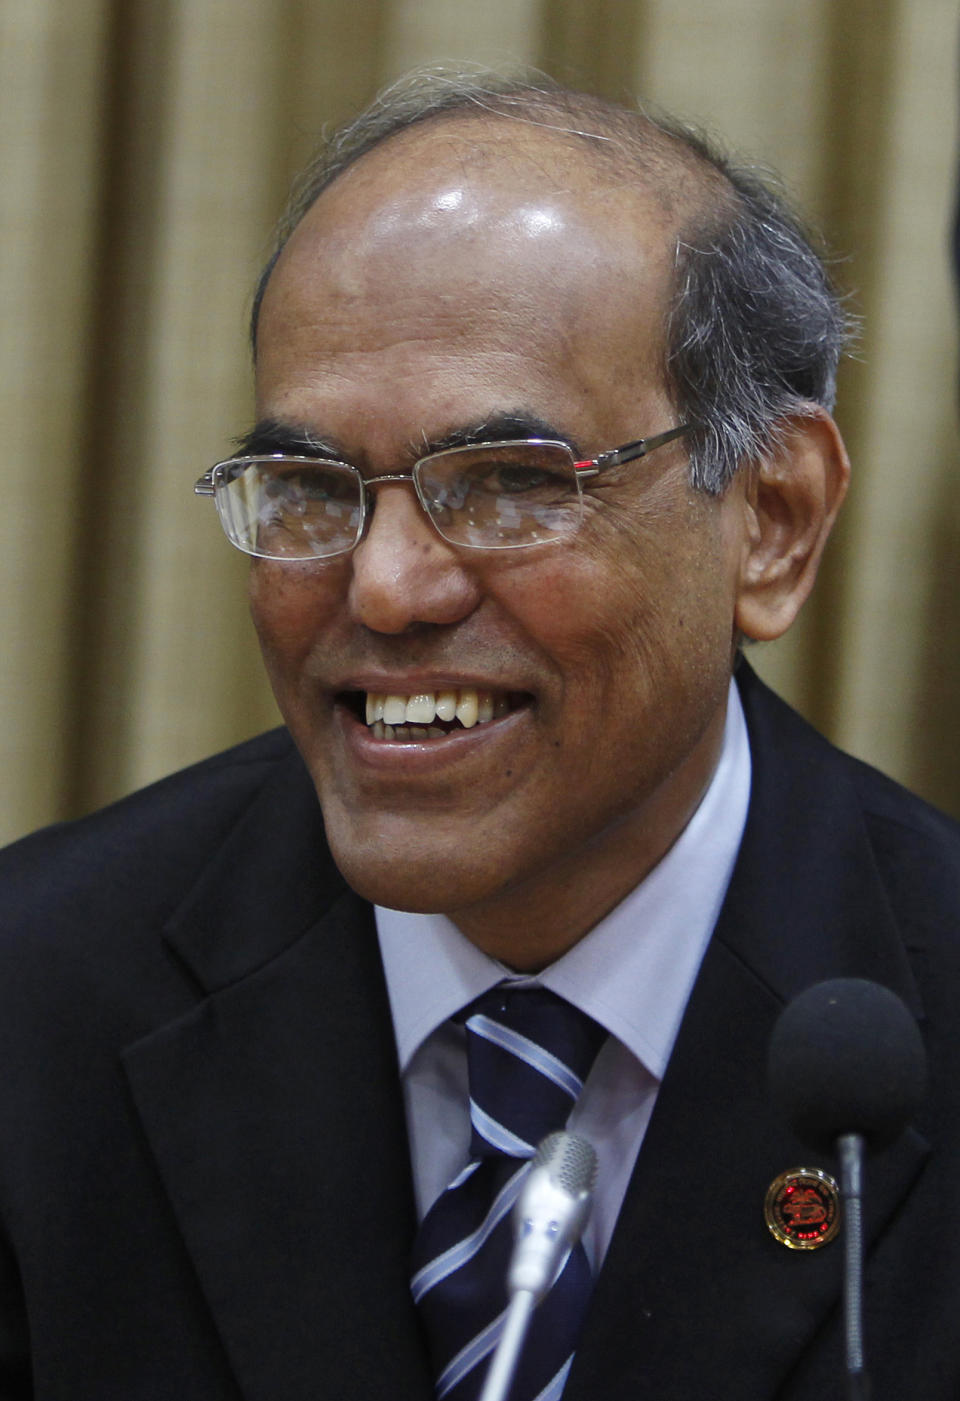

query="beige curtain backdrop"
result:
[2,0,958,847]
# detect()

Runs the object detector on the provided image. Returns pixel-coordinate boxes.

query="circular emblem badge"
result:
[764,1168,841,1250]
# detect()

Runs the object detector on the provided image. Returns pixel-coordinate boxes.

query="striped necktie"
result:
[411,986,606,1401]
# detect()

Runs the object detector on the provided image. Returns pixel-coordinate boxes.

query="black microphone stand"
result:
[837,1132,870,1401]
[767,980,926,1401]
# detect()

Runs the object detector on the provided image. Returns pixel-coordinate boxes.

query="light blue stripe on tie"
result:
[467,1013,584,1099]
[446,1159,482,1193]
[532,1355,574,1401]
[411,1164,527,1302]
[436,1305,510,1398]
[470,1101,535,1157]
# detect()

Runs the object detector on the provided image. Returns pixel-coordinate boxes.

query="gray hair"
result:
[251,70,852,494]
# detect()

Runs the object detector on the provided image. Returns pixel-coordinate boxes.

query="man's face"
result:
[250,121,751,966]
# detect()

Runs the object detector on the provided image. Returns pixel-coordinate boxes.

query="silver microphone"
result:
[479,1132,598,1401]
[509,1131,598,1300]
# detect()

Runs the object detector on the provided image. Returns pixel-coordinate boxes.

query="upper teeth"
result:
[365,688,507,729]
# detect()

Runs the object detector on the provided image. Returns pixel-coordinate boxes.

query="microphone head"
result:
[768,978,926,1154]
[509,1132,597,1301]
[531,1131,598,1195]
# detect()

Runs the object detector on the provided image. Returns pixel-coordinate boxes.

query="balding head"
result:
[256,111,683,453]
[251,72,849,492]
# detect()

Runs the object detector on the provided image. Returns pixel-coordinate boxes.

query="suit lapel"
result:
[122,751,433,1401]
[567,671,930,1400]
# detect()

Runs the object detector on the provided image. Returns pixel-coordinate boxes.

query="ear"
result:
[734,406,850,642]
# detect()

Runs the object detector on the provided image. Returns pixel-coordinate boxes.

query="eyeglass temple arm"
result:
[574,424,689,477]
[194,428,690,494]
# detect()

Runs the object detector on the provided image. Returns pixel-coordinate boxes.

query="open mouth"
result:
[339,688,528,742]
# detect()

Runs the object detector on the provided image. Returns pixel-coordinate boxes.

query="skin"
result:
[249,117,848,970]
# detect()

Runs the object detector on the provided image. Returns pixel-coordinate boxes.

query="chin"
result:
[323,821,503,917]
[332,853,478,915]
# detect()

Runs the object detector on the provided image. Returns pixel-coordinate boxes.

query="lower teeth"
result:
[371,720,466,741]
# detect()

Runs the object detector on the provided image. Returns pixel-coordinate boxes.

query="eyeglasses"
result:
[194,425,688,560]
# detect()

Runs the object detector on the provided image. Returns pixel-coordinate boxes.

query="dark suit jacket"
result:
[0,667,958,1400]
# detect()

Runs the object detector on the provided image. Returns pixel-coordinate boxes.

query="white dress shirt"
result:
[375,678,751,1269]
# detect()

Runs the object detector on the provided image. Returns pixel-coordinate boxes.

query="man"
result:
[1,73,959,1400]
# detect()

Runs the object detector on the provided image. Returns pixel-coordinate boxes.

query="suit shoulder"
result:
[0,728,302,931]
[739,664,960,924]
[850,761,960,936]
[843,749,960,849]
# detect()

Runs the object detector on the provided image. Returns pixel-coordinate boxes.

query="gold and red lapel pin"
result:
[764,1167,841,1250]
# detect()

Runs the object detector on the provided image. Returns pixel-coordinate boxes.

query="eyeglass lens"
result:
[214,443,584,559]
[417,443,581,549]
[216,459,365,559]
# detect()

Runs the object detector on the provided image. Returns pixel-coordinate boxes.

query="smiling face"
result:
[250,117,753,967]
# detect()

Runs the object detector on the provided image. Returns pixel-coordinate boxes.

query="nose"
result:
[347,484,483,634]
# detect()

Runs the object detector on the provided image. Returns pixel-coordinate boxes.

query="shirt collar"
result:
[376,677,751,1078]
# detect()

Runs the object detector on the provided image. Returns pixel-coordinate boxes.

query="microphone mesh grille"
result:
[535,1130,598,1193]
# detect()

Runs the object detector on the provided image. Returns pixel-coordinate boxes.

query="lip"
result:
[333,693,533,773]
[331,671,533,695]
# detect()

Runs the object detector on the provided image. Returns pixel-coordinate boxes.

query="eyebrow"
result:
[235,410,582,465]
[234,419,349,460]
[417,411,581,457]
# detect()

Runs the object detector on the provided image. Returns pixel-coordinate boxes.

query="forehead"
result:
[255,118,685,439]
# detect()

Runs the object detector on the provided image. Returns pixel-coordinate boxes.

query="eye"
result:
[461,449,575,500]
[481,462,557,494]
[413,441,581,550]
[265,467,355,509]
[252,467,362,535]
[254,463,363,551]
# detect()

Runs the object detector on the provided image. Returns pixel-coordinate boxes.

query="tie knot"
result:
[462,986,606,1160]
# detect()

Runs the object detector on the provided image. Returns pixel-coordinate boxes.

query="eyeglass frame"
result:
[194,423,689,560]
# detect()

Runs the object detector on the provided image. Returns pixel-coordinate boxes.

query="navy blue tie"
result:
[411,986,606,1401]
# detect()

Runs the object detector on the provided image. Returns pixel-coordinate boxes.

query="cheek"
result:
[247,562,344,677]
[512,532,702,663]
[504,505,737,715]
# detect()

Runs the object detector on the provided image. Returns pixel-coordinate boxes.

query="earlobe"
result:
[734,407,850,642]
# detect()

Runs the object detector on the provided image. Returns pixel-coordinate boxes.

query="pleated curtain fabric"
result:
[4,1,959,842]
